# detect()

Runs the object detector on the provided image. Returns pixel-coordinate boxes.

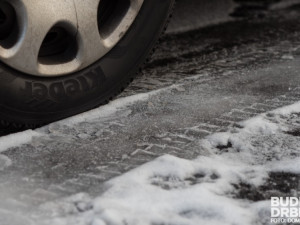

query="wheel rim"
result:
[0,0,144,77]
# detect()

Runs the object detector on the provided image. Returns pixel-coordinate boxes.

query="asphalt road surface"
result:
[1,3,300,225]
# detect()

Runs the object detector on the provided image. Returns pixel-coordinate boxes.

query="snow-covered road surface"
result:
[3,98,300,225]
[38,102,300,225]
[1,4,300,225]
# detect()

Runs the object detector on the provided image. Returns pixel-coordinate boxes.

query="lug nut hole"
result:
[38,26,78,65]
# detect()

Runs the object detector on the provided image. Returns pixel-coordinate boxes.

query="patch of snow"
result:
[43,155,261,225]
[0,130,42,153]
[0,89,165,154]
[41,193,92,218]
[0,209,36,225]
[240,117,279,135]
[281,55,294,60]
[0,154,12,171]
[268,158,300,174]
[56,88,167,126]
[271,101,300,115]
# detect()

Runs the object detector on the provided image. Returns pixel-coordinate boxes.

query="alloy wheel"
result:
[0,0,144,77]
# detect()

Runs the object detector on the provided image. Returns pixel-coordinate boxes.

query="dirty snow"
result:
[0,130,41,153]
[0,154,12,171]
[37,102,300,225]
[57,89,165,126]
[0,90,160,154]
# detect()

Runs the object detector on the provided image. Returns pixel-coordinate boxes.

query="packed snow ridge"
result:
[36,102,300,225]
[0,88,165,153]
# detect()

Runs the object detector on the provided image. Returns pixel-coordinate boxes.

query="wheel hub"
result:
[0,0,144,77]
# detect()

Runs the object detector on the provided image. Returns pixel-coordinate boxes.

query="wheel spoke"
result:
[73,0,108,70]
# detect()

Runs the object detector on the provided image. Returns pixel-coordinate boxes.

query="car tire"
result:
[0,0,175,130]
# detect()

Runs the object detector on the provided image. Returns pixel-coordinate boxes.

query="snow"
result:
[43,155,259,225]
[0,154,12,171]
[39,101,300,225]
[59,91,156,126]
[269,158,300,174]
[0,130,41,153]
[0,89,160,154]
[272,100,300,115]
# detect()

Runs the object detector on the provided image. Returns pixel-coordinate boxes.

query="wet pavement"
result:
[1,3,300,224]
